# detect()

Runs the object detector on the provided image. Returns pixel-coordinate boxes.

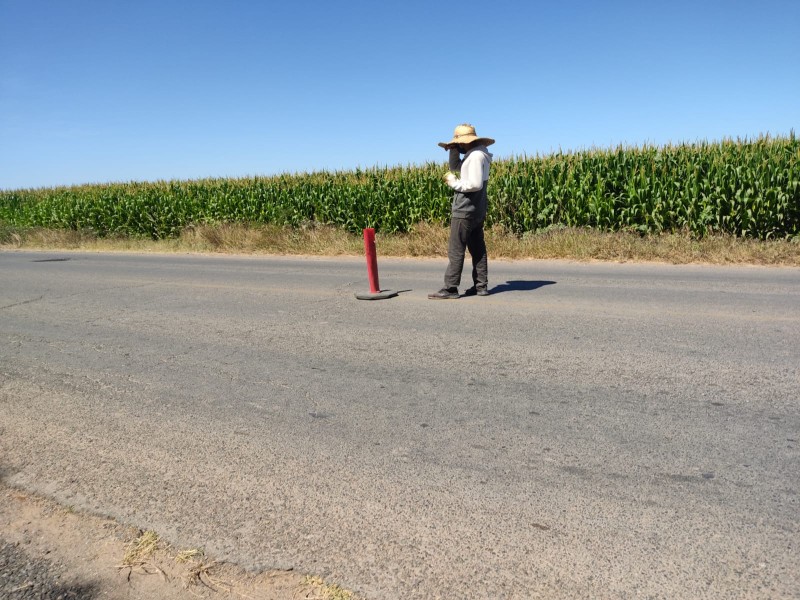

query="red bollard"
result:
[355,227,398,300]
[363,228,380,293]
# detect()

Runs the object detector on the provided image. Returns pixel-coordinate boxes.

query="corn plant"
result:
[1,133,797,239]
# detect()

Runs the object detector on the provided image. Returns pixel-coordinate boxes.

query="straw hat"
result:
[438,123,495,148]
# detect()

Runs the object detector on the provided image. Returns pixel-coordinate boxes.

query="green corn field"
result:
[1,134,798,240]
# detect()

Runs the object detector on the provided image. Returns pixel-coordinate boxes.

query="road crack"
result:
[0,296,44,311]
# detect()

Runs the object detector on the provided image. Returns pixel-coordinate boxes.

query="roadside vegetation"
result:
[3,222,798,265]
[1,134,798,264]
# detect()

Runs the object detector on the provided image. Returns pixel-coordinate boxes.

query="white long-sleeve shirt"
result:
[445,145,493,219]
[445,146,493,192]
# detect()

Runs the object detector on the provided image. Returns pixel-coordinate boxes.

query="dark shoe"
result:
[463,286,489,297]
[428,288,459,299]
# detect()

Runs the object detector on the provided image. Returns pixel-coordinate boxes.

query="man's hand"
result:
[443,171,458,187]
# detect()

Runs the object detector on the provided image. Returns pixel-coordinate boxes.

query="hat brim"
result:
[438,136,495,149]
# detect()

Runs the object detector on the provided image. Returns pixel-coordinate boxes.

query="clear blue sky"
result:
[1,0,798,190]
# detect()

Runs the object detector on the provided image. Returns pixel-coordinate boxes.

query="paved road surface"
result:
[1,251,798,599]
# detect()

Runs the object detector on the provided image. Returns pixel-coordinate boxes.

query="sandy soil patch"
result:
[0,482,358,599]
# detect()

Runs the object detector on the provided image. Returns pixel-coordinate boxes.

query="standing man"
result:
[428,123,495,299]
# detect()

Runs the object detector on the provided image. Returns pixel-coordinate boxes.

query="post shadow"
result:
[489,280,556,295]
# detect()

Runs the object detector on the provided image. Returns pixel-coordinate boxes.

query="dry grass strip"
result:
[2,223,799,266]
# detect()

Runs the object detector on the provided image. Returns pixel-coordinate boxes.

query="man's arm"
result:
[448,148,463,172]
[445,151,486,192]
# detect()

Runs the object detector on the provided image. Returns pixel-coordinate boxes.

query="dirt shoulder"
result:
[0,481,358,600]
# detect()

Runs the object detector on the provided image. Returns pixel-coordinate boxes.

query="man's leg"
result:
[467,219,488,290]
[444,217,469,290]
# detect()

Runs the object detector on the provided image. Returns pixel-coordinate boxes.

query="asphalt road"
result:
[1,250,798,599]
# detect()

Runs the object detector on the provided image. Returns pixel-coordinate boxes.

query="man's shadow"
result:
[489,280,556,295]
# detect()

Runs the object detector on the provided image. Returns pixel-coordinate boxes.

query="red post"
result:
[363,228,380,293]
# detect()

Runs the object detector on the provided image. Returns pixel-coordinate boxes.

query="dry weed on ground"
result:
[2,223,799,265]
[0,483,363,600]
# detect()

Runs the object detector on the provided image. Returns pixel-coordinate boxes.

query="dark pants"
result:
[444,217,488,290]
